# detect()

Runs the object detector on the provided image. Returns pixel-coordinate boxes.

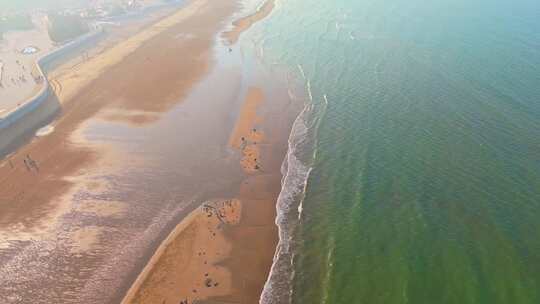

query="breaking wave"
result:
[259,65,328,304]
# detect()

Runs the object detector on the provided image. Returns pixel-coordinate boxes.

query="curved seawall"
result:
[0,26,104,156]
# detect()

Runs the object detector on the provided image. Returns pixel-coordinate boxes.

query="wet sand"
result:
[229,87,265,173]
[122,79,298,303]
[209,65,305,302]
[0,0,237,226]
[122,200,241,304]
[224,0,276,45]
[0,0,298,303]
[0,0,243,302]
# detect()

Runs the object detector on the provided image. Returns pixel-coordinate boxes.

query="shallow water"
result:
[246,0,540,303]
[0,60,246,304]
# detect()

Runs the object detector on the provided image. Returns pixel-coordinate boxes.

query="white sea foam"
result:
[306,80,313,102]
[297,64,306,80]
[260,100,312,304]
[35,125,55,137]
[260,67,328,303]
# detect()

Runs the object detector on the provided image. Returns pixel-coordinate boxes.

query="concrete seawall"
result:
[0,26,105,156]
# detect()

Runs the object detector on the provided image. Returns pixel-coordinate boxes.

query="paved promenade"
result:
[0,14,53,117]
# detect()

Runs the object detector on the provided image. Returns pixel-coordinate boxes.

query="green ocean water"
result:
[246,0,540,303]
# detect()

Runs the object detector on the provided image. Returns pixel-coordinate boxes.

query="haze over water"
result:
[248,0,540,303]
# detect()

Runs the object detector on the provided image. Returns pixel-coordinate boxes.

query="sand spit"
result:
[229,87,265,173]
[121,79,301,304]
[0,0,242,301]
[122,200,242,304]
[224,0,276,45]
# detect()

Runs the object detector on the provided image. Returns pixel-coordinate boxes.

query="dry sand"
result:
[118,2,292,303]
[229,87,265,173]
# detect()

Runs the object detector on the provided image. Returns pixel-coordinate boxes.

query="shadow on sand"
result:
[0,94,61,159]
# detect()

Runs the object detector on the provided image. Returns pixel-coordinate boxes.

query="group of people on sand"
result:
[178,202,236,304]
[203,200,238,224]
[0,59,33,89]
[240,128,263,171]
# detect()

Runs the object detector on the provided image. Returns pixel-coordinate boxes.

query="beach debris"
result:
[214,282,219,287]
[204,278,213,287]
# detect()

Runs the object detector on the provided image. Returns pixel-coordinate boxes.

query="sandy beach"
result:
[0,0,298,303]
[119,1,296,303]
[122,199,242,304]
[0,0,237,226]
[121,78,298,303]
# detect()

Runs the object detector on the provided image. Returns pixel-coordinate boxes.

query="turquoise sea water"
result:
[241,0,540,303]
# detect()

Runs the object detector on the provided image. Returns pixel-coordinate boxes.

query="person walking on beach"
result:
[25,154,39,172]
[23,159,31,171]
[27,155,39,172]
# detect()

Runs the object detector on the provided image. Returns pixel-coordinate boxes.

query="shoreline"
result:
[224,0,276,45]
[0,0,244,302]
[0,0,297,302]
[120,81,300,303]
